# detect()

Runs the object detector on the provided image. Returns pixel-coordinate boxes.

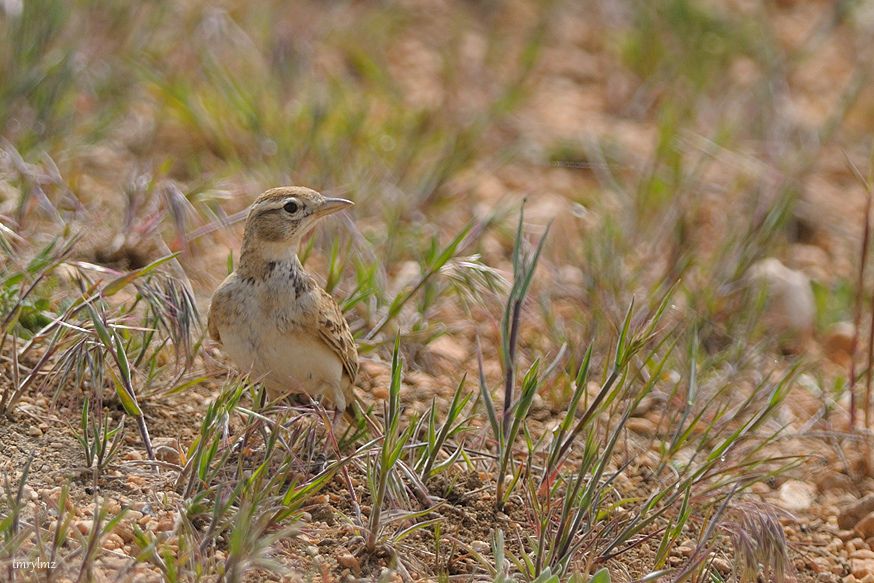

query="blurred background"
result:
[3,0,874,580]
[3,1,871,298]
[5,0,874,423]
[4,0,874,430]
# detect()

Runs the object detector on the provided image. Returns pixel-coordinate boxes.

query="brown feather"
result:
[313,287,359,385]
[207,300,222,343]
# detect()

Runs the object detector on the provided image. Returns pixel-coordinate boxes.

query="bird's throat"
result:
[238,238,304,280]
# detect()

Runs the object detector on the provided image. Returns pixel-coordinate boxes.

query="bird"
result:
[207,186,360,416]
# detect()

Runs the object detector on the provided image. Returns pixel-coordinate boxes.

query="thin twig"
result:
[846,152,872,430]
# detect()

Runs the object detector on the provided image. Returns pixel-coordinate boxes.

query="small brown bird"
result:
[208,186,359,413]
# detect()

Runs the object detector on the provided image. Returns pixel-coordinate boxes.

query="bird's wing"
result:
[312,287,359,384]
[207,300,222,343]
[208,277,236,345]
[207,273,241,345]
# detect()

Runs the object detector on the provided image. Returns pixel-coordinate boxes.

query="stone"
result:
[819,472,856,493]
[471,540,489,553]
[127,475,146,487]
[841,495,874,530]
[857,516,874,542]
[113,512,141,544]
[748,258,815,345]
[152,437,181,465]
[626,417,657,436]
[824,321,856,366]
[633,394,658,417]
[777,480,816,512]
[102,533,124,551]
[21,485,37,501]
[130,501,152,514]
[114,523,135,544]
[122,450,143,461]
[711,557,731,574]
[852,558,874,578]
[337,553,360,573]
[675,545,694,558]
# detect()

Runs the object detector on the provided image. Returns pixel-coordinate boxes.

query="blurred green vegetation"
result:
[1,0,873,580]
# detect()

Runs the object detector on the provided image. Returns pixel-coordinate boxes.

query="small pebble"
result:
[824,321,855,366]
[747,257,815,347]
[102,533,124,551]
[840,495,874,530]
[626,417,657,436]
[471,540,489,553]
[676,545,694,558]
[337,552,360,573]
[21,485,37,501]
[711,557,731,574]
[777,479,815,512]
[856,513,874,540]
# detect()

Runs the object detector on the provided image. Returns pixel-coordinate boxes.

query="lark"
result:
[208,186,359,414]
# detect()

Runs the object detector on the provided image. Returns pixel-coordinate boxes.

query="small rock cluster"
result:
[838,494,874,582]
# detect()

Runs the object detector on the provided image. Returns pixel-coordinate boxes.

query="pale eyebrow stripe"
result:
[253,198,296,212]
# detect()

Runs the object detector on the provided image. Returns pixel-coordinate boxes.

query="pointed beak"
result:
[316,197,354,217]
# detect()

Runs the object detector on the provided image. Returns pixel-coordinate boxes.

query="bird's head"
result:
[243,186,353,257]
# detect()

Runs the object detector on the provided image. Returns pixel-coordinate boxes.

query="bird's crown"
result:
[242,186,353,247]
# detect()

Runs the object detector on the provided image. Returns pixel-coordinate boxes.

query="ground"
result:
[2,0,874,581]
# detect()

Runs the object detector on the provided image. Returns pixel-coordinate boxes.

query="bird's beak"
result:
[316,197,354,217]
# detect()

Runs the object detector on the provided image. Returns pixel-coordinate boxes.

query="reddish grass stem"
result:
[864,205,874,430]
[848,156,873,431]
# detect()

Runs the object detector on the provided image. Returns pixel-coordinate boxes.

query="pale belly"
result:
[219,323,347,408]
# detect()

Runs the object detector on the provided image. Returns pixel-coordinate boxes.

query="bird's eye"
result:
[283,200,300,214]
